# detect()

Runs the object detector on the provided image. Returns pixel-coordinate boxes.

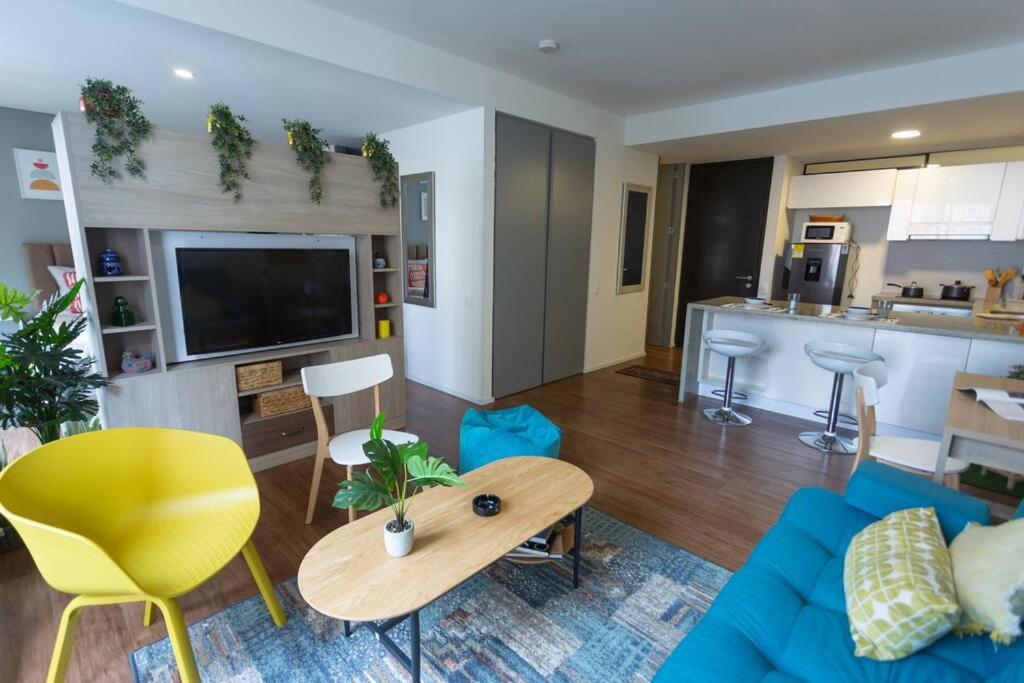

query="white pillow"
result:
[950,518,1024,644]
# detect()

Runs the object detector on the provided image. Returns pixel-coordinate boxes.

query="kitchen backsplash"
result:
[788,207,1024,301]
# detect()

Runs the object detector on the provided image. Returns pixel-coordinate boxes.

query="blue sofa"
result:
[656,462,1024,682]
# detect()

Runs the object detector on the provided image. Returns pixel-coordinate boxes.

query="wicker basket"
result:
[253,385,311,418]
[236,361,283,391]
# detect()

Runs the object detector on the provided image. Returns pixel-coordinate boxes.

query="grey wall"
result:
[0,106,69,299]
[788,206,1024,301]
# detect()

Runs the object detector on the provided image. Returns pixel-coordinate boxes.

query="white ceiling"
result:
[315,0,1024,115]
[640,92,1024,164]
[0,0,470,146]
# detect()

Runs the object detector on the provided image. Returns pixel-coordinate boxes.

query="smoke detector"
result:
[538,39,559,54]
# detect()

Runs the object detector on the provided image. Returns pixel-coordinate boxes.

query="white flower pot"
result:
[384,519,414,557]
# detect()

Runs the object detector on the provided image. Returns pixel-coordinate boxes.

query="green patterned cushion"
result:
[844,507,960,660]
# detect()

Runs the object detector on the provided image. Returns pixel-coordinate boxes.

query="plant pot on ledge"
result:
[384,519,415,558]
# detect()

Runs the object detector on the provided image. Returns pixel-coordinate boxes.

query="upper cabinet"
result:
[887,161,1024,241]
[786,168,897,209]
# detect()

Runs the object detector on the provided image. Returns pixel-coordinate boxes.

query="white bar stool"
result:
[799,341,882,454]
[703,330,766,426]
[851,361,968,487]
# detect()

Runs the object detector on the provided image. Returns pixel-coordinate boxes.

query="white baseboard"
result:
[584,351,647,373]
[406,374,493,405]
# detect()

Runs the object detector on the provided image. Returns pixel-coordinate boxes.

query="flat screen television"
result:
[155,231,359,363]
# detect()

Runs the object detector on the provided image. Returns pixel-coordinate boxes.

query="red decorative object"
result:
[375,291,390,305]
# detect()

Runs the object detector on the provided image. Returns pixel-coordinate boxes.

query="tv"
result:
[155,231,358,363]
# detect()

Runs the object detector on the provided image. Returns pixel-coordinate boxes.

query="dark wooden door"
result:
[675,157,773,344]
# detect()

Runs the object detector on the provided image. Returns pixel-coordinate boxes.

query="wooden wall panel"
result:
[55,111,398,235]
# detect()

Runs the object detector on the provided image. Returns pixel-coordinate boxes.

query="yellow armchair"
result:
[0,427,286,682]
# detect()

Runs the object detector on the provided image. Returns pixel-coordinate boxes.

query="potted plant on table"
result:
[0,281,108,444]
[334,413,465,557]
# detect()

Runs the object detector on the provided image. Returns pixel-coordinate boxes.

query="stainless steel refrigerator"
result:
[772,242,858,306]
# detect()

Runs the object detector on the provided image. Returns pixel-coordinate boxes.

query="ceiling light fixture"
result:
[891,129,920,139]
[538,39,559,54]
[927,163,941,168]
[173,68,195,80]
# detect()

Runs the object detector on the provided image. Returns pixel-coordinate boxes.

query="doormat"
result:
[131,507,730,682]
[961,465,1024,500]
[616,365,680,387]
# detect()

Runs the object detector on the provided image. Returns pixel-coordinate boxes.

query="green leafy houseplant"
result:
[282,118,330,204]
[207,102,255,200]
[0,281,108,444]
[79,78,151,183]
[334,413,465,540]
[361,132,399,208]
[1010,364,1024,381]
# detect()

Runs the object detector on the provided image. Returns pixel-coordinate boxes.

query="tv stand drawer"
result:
[241,409,334,458]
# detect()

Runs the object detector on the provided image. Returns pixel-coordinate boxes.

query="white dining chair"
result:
[851,360,968,488]
[301,354,417,524]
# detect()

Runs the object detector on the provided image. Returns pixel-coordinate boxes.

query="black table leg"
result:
[410,610,421,682]
[343,620,351,637]
[349,611,421,682]
[573,506,582,589]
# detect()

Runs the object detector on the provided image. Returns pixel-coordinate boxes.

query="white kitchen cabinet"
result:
[890,163,1008,240]
[787,169,897,209]
[871,329,970,435]
[966,339,1023,376]
[886,169,918,241]
[991,161,1024,241]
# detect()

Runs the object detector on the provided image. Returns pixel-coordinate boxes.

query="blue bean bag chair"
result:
[458,405,561,473]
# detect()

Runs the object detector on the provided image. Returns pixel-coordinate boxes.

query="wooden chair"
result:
[301,354,416,524]
[851,361,968,488]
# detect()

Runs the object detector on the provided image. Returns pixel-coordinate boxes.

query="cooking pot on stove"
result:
[886,281,924,298]
[939,280,974,301]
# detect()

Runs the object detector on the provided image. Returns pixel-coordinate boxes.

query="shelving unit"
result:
[53,110,405,473]
[370,234,403,339]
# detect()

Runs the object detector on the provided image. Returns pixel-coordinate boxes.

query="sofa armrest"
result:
[844,461,989,540]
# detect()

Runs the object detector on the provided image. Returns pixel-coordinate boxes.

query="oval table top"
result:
[297,456,594,622]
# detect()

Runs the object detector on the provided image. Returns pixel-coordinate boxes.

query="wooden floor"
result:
[0,345,999,681]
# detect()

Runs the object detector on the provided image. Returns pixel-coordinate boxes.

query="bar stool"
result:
[799,341,882,454]
[703,330,766,426]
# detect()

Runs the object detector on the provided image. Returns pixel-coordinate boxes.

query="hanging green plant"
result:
[79,78,151,184]
[207,102,255,201]
[361,132,399,208]
[282,118,330,204]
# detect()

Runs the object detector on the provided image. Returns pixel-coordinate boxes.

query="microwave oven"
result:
[801,221,851,243]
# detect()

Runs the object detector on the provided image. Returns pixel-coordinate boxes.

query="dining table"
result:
[933,371,1024,484]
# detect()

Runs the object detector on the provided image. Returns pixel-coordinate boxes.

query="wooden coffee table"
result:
[297,456,594,681]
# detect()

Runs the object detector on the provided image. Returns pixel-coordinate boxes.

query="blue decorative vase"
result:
[98,249,122,276]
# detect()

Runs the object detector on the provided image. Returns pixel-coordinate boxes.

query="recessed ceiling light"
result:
[891,129,920,139]
[173,68,195,80]
[538,39,559,54]
[927,163,941,168]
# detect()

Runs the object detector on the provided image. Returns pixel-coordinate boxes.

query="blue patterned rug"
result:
[130,508,730,681]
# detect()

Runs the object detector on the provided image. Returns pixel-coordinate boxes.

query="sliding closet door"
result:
[543,130,595,383]
[493,114,551,398]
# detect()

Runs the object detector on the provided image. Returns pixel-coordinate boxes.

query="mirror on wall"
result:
[617,183,652,293]
[401,172,435,307]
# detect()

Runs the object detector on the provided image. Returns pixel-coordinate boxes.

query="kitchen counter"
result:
[870,293,974,310]
[679,297,1024,438]
[690,297,1024,344]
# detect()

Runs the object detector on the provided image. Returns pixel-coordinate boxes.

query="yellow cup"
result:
[377,319,392,339]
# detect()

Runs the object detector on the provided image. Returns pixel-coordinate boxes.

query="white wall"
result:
[584,138,661,371]
[386,108,488,403]
[626,42,1024,146]
[758,156,804,298]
